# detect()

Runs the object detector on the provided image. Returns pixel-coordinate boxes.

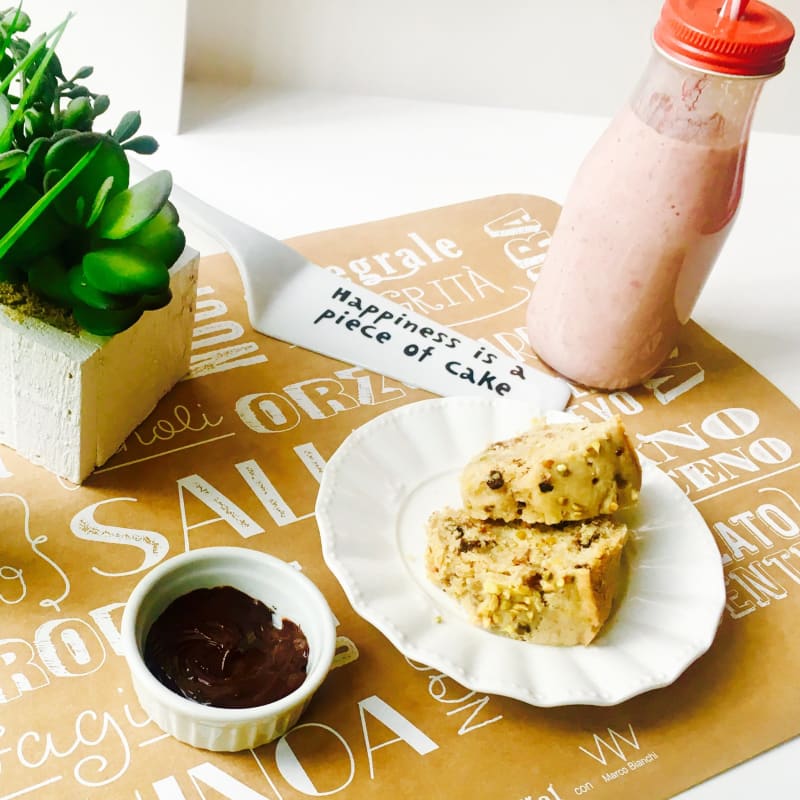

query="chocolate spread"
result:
[143,585,309,708]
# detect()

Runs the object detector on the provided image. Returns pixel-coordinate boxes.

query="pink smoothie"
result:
[526,103,745,390]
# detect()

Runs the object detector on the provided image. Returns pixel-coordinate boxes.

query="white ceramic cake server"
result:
[131,161,570,411]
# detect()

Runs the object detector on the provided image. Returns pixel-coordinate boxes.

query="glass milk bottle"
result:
[526,0,794,390]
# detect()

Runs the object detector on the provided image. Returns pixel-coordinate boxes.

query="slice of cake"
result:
[459,416,641,525]
[425,508,628,646]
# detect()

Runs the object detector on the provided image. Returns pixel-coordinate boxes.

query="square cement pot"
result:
[0,246,199,483]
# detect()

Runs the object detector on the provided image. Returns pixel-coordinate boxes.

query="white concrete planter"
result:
[0,247,199,483]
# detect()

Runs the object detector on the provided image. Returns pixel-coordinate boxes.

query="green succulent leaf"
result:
[82,247,170,295]
[0,181,67,261]
[43,131,129,226]
[61,95,92,129]
[86,175,115,228]
[0,260,24,282]
[50,127,76,142]
[138,286,172,310]
[67,263,138,310]
[26,254,72,306]
[94,169,172,240]
[0,141,99,261]
[92,94,110,116]
[0,148,25,172]
[73,302,143,336]
[48,50,64,80]
[0,92,10,128]
[42,166,63,190]
[0,53,13,82]
[112,109,141,143]
[62,84,90,99]
[20,105,48,139]
[71,65,93,81]
[119,203,185,266]
[1,7,31,34]
[0,137,45,192]
[121,135,158,155]
[157,200,179,226]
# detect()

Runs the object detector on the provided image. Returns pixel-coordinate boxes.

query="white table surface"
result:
[145,82,800,799]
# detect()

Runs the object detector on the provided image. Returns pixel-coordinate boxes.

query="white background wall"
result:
[17,0,187,135]
[185,0,800,135]
[8,1,800,136]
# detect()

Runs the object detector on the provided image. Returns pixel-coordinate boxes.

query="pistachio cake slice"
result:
[460,416,641,525]
[425,508,628,646]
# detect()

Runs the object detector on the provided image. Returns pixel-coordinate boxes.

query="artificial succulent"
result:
[0,5,185,335]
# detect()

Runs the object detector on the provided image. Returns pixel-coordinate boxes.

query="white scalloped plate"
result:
[316,397,726,707]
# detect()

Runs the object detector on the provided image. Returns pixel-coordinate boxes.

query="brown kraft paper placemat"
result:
[1,193,799,800]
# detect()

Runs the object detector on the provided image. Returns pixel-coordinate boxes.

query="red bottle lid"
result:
[653,0,795,76]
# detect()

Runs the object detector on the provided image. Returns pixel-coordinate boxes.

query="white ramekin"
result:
[120,546,336,752]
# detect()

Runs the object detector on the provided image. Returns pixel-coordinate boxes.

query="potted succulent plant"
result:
[0,6,198,483]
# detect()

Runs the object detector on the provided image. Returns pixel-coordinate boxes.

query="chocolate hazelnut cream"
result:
[143,586,309,708]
